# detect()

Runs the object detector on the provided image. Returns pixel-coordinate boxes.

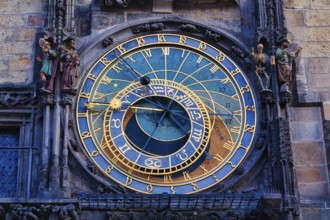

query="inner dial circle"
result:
[133,96,190,142]
[104,79,212,175]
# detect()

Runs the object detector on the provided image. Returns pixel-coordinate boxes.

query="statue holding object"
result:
[60,36,80,92]
[275,36,302,92]
[36,37,58,93]
[251,43,271,91]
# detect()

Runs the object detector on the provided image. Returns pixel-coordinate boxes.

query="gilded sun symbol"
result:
[113,83,118,88]
[109,98,122,110]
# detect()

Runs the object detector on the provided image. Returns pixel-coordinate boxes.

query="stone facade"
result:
[284,0,330,219]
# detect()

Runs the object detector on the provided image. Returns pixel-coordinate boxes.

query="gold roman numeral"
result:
[213,154,224,163]
[162,47,169,56]
[223,141,235,151]
[210,65,219,73]
[183,171,191,181]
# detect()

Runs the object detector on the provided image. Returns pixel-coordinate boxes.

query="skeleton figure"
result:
[252,43,270,90]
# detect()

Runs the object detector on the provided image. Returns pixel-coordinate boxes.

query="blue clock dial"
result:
[76,34,258,194]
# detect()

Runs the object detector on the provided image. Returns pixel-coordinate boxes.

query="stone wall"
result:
[284,0,330,104]
[0,0,47,85]
[285,1,330,218]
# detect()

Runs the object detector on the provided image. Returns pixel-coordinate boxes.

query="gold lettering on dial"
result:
[179,36,187,45]
[183,171,191,181]
[143,49,152,57]
[161,47,169,56]
[137,37,145,46]
[213,154,224,163]
[200,164,208,174]
[198,42,207,51]
[164,174,173,183]
[117,45,126,54]
[112,63,122,73]
[125,176,133,185]
[158,34,166,43]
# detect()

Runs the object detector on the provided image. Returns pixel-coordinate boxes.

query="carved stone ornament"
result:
[132,22,166,34]
[0,93,32,107]
[102,35,114,48]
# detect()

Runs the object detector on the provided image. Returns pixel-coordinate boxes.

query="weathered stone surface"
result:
[91,13,125,30]
[0,0,46,14]
[0,29,16,41]
[9,55,33,70]
[323,101,330,120]
[296,166,329,183]
[300,42,330,58]
[304,27,330,41]
[290,120,323,141]
[289,107,322,122]
[311,0,330,9]
[27,14,45,26]
[284,9,305,27]
[292,141,327,166]
[307,58,330,74]
[310,74,330,88]
[301,207,330,220]
[298,182,330,197]
[0,43,12,56]
[284,0,310,9]
[18,28,36,41]
[7,15,26,27]
[0,70,32,84]
[305,10,330,26]
[12,42,34,54]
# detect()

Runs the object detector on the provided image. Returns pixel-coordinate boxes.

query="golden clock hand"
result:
[128,106,164,112]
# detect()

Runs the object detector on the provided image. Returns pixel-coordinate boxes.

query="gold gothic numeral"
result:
[125,176,133,185]
[137,37,145,46]
[78,112,87,118]
[240,85,250,94]
[105,165,114,173]
[101,57,110,65]
[216,52,226,62]
[91,150,99,157]
[245,105,255,111]
[191,182,198,191]
[81,131,91,139]
[233,109,242,116]
[198,42,207,51]
[117,45,126,54]
[230,67,240,76]
[87,73,97,81]
[228,161,236,168]
[158,34,166,43]
[80,92,90,99]
[245,124,255,132]
[179,36,187,45]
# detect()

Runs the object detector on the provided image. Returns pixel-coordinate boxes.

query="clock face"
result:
[76,33,258,194]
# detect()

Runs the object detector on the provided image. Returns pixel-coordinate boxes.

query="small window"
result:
[0,127,20,198]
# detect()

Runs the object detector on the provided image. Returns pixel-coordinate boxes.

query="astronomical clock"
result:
[74,22,260,194]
